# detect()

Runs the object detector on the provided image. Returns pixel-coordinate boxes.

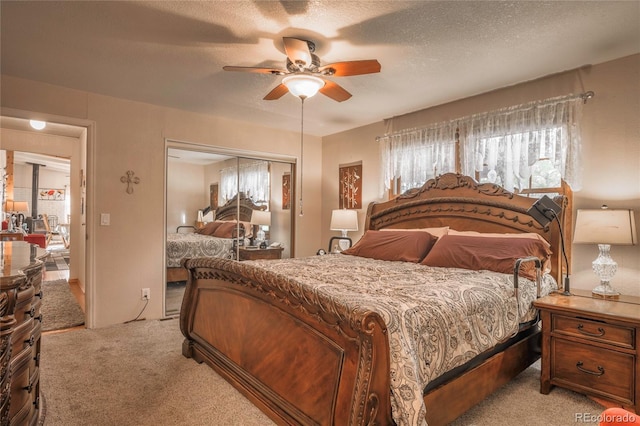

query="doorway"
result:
[1,115,89,329]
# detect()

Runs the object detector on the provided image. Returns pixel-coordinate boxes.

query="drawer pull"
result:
[35,291,43,299]
[576,361,605,376]
[23,383,33,393]
[35,315,43,323]
[25,306,36,317]
[25,336,35,347]
[577,324,605,337]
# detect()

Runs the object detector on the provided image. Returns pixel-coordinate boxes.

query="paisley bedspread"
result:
[226,254,556,426]
[166,233,234,267]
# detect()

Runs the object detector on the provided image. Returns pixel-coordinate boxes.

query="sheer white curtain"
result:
[220,161,270,203]
[458,94,584,191]
[378,125,457,196]
[378,93,586,196]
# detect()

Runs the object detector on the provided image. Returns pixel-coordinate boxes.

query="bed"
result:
[179,173,572,425]
[166,193,264,283]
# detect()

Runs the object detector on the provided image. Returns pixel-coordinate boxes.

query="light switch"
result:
[100,213,110,226]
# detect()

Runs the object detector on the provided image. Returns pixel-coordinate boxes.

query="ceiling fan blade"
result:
[223,66,286,75]
[263,83,289,100]
[283,37,312,69]
[319,60,381,77]
[319,80,352,102]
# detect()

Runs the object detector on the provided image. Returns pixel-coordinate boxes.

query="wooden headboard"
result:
[214,192,265,222]
[366,173,573,286]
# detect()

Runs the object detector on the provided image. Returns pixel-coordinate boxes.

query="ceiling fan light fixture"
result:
[282,74,325,99]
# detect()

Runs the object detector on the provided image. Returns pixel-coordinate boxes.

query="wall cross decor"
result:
[120,170,140,194]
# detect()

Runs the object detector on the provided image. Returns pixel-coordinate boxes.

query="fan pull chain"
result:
[299,96,305,217]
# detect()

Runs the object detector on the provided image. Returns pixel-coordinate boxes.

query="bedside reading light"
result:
[573,207,637,299]
[527,195,570,295]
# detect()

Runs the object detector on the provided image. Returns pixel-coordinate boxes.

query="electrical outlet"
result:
[141,288,150,300]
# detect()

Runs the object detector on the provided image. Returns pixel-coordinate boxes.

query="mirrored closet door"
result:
[164,143,295,316]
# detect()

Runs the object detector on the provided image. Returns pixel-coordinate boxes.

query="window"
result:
[379,93,587,197]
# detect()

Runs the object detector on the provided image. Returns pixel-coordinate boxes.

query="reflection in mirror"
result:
[165,147,294,317]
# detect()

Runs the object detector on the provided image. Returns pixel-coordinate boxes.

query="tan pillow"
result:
[447,229,550,247]
[421,234,552,280]
[380,226,449,238]
[342,230,438,263]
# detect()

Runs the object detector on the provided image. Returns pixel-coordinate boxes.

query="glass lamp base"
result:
[592,282,620,300]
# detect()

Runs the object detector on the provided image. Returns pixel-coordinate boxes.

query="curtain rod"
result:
[376,90,595,141]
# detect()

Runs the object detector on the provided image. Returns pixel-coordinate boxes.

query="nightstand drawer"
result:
[552,339,634,403]
[553,314,635,349]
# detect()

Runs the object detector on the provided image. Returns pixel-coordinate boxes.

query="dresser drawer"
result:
[553,314,635,349]
[552,338,634,403]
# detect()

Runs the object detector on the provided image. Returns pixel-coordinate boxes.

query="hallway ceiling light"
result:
[29,120,47,130]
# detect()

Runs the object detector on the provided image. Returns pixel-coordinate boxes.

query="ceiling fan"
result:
[223,37,381,102]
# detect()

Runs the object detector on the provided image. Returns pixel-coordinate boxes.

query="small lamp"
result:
[251,210,271,243]
[573,207,637,299]
[527,195,570,295]
[330,209,358,252]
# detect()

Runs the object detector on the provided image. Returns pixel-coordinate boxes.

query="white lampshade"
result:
[282,74,325,99]
[574,209,637,245]
[330,209,358,233]
[251,210,271,226]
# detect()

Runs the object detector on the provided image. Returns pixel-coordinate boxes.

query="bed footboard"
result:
[179,258,394,426]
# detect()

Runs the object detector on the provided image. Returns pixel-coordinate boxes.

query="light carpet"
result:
[41,279,85,331]
[40,319,605,426]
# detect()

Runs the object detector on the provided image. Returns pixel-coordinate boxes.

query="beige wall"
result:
[1,75,322,327]
[322,54,640,297]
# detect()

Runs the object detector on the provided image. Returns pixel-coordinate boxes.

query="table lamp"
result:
[573,207,637,299]
[251,210,271,243]
[330,209,358,252]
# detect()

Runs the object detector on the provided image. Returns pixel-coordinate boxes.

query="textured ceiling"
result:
[1,1,639,136]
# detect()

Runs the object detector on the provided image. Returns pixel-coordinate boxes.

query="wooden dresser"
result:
[534,292,640,413]
[0,241,47,425]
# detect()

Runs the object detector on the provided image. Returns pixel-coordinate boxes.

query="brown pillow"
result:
[342,230,438,263]
[212,222,244,238]
[421,235,552,280]
[196,221,223,236]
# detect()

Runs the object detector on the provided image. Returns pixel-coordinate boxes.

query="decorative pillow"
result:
[380,226,449,238]
[342,230,438,263]
[212,222,244,238]
[196,221,224,236]
[421,234,552,280]
[447,229,550,247]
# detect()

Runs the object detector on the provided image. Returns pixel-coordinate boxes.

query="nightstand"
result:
[238,246,284,261]
[533,292,640,413]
